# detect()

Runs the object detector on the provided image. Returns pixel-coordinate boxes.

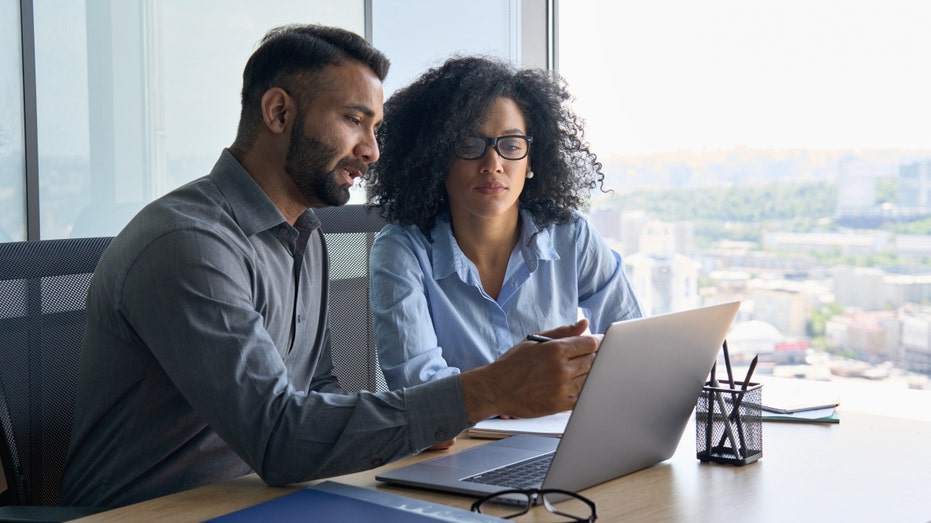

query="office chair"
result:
[0,237,112,522]
[315,204,389,393]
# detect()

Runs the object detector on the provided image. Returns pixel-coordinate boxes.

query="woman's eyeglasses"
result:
[470,488,596,521]
[454,135,533,161]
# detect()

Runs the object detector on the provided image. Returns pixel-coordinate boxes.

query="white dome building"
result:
[725,320,780,363]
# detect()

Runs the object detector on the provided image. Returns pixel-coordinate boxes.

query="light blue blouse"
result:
[371,210,643,389]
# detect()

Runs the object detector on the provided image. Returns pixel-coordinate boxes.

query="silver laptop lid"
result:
[541,301,740,491]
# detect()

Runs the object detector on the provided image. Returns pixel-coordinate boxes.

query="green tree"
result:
[808,303,845,351]
[875,176,898,204]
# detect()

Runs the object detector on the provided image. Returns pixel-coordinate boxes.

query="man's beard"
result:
[284,112,360,207]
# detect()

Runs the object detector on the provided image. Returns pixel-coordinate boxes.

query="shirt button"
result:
[435,430,447,440]
[278,227,289,239]
[297,314,302,323]
[371,458,384,467]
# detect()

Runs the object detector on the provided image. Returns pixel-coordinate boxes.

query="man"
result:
[60,24,597,508]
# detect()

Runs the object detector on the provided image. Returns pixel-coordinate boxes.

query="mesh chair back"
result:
[315,205,388,393]
[0,237,112,506]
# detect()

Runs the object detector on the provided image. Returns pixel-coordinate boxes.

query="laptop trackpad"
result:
[377,435,559,483]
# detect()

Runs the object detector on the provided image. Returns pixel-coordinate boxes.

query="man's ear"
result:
[261,87,292,135]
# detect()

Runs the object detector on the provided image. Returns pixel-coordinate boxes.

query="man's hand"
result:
[426,437,456,450]
[460,319,599,424]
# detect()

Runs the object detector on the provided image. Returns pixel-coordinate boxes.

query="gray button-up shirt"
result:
[60,150,467,508]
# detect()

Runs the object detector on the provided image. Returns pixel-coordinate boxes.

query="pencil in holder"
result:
[695,381,763,465]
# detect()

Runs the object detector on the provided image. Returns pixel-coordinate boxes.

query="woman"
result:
[366,56,642,391]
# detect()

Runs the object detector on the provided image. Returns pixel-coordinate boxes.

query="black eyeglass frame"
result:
[453,135,534,161]
[470,488,597,522]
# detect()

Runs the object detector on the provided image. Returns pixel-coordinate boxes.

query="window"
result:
[559,1,931,387]
[14,0,548,238]
[30,0,364,239]
[371,0,523,96]
[362,0,537,203]
[0,0,25,242]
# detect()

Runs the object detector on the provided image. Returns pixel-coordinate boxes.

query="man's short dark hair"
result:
[233,24,390,150]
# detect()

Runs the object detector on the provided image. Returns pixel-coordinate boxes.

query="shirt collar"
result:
[208,149,320,236]
[431,208,560,281]
[517,208,560,271]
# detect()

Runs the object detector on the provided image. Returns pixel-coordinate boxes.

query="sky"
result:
[558,0,931,156]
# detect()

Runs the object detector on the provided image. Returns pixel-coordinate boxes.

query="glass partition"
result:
[0,0,26,241]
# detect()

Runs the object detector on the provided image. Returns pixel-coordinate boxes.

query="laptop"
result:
[376,301,740,500]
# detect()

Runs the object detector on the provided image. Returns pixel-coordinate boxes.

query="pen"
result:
[705,363,716,453]
[716,354,760,453]
[710,373,742,459]
[742,355,759,391]
[722,340,735,390]
[733,354,759,452]
[526,334,553,343]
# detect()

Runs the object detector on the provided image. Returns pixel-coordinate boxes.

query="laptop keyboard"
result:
[462,452,554,489]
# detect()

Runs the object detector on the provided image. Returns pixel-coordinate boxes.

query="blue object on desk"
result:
[204,481,505,522]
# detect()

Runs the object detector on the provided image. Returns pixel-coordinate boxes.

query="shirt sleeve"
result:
[308,327,345,394]
[121,228,468,485]
[573,216,644,332]
[370,226,460,389]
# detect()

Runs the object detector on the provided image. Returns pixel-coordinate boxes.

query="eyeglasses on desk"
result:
[470,488,596,521]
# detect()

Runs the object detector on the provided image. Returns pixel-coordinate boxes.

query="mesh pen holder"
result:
[696,381,763,465]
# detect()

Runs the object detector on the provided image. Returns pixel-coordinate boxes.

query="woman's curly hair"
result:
[365,55,604,236]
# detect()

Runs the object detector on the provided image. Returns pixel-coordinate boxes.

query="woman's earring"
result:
[526,171,534,179]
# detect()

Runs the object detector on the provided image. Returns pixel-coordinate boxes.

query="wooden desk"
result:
[72,382,931,522]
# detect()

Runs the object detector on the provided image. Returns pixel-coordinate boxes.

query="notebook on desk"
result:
[376,301,741,501]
